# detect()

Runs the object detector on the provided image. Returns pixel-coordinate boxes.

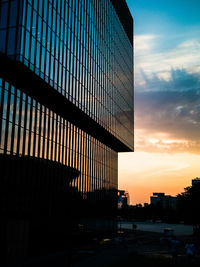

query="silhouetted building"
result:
[151,193,177,209]
[0,0,133,264]
[192,178,200,186]
[153,192,165,197]
[118,190,130,208]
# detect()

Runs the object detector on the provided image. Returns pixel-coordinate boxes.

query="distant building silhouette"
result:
[192,177,200,186]
[151,193,177,209]
[0,0,134,264]
[118,190,130,208]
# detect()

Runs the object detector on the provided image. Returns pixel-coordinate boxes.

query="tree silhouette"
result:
[177,183,200,224]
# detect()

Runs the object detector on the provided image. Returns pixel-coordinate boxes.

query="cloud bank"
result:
[134,33,200,154]
[135,69,200,154]
[135,35,200,84]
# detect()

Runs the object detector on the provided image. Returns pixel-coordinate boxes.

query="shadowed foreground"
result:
[72,229,200,267]
[3,229,200,266]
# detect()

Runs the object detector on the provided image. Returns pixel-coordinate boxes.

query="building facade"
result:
[118,190,130,208]
[150,193,177,210]
[0,0,133,264]
[192,178,200,186]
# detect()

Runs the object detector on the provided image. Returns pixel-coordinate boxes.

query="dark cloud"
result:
[135,68,200,153]
[138,68,200,92]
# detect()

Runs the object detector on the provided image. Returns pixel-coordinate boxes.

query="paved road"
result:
[119,221,193,236]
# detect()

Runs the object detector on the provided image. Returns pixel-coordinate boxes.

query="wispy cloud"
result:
[135,69,200,154]
[135,35,200,85]
[134,34,157,54]
[134,33,200,154]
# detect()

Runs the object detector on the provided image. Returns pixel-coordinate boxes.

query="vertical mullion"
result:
[39,0,45,76]
[61,117,65,165]
[90,1,94,120]
[67,122,71,167]
[82,1,86,113]
[37,104,42,158]
[48,111,52,161]
[28,0,34,67]
[82,130,85,195]
[76,0,80,106]
[64,120,68,166]
[42,107,47,159]
[14,0,23,59]
[57,115,62,163]
[57,0,62,93]
[33,0,39,70]
[4,0,11,55]
[54,113,58,162]
[0,80,5,149]
[16,91,22,155]
[27,98,33,156]
[87,0,90,116]
[78,0,82,110]
[44,0,49,80]
[71,0,76,103]
[84,0,88,114]
[22,0,28,62]
[72,125,76,187]
[3,84,11,153]
[32,101,37,157]
[64,0,69,98]
[53,0,58,89]
[60,0,66,95]
[84,132,87,194]
[89,135,92,194]
[77,128,80,190]
[80,0,84,110]
[78,129,82,192]
[68,4,73,100]
[51,112,55,161]
[48,1,53,84]
[71,124,74,170]
[93,138,96,195]
[75,0,79,105]
[46,108,51,160]
[81,130,84,194]
[50,112,55,161]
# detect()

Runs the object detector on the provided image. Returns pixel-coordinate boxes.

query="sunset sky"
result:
[119,0,200,205]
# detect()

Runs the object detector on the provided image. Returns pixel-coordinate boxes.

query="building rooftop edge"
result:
[110,0,133,45]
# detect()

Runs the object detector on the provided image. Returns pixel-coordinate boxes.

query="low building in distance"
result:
[150,193,177,209]
[192,177,200,186]
[118,190,130,208]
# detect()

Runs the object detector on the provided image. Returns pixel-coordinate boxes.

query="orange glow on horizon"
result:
[118,152,200,205]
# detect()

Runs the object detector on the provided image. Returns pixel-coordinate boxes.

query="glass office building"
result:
[0,0,133,263]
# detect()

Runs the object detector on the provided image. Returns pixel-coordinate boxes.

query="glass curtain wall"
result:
[0,78,118,197]
[0,0,134,151]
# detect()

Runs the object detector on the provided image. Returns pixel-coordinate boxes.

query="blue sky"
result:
[125,0,200,152]
[119,0,200,204]
[128,0,200,52]
[128,0,200,32]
